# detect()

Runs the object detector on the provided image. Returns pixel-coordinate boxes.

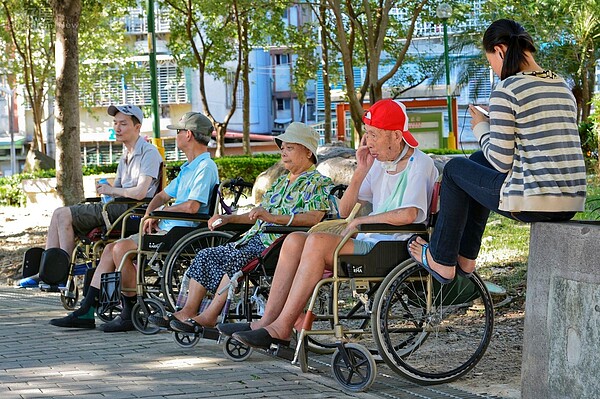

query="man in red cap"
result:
[220,98,439,350]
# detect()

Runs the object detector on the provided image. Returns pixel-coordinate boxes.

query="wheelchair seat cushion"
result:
[338,240,412,277]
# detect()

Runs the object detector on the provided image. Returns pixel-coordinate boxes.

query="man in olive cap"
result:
[50,112,219,332]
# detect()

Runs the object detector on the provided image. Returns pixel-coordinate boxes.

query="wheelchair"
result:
[161,185,348,348]
[220,181,495,392]
[165,226,305,349]
[97,178,255,334]
[19,194,156,310]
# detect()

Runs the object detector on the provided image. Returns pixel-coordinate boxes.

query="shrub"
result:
[0,175,26,206]
[165,154,281,184]
[82,164,118,175]
[215,154,280,183]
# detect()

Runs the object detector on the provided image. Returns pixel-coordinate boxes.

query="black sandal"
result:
[148,313,177,330]
[170,318,203,334]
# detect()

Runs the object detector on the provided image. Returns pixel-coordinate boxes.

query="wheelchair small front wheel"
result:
[173,331,200,348]
[131,298,165,335]
[60,282,79,311]
[223,336,253,362]
[331,343,376,392]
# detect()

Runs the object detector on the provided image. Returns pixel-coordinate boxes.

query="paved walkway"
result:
[0,287,503,399]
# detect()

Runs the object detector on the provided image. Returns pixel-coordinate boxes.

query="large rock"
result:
[316,157,356,185]
[252,161,288,204]
[252,143,357,203]
[24,149,55,172]
[251,145,451,203]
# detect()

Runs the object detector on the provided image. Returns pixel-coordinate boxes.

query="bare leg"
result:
[174,278,207,321]
[46,207,77,255]
[112,238,138,297]
[262,232,354,341]
[457,255,476,274]
[89,242,117,289]
[251,232,308,330]
[187,274,231,327]
[28,207,78,282]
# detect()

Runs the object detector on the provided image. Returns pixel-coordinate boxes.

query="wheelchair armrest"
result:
[214,222,254,233]
[357,223,428,233]
[263,226,310,234]
[149,210,212,221]
[111,197,153,204]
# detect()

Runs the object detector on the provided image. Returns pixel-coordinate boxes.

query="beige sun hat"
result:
[274,122,319,163]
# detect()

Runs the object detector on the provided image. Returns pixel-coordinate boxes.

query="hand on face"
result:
[356,134,375,171]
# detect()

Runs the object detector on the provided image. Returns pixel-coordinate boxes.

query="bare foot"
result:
[457,255,476,274]
[407,236,455,280]
[173,310,197,323]
[263,323,292,341]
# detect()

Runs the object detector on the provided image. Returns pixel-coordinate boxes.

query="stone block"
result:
[522,221,600,399]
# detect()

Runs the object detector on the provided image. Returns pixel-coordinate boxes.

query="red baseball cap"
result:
[362,99,418,148]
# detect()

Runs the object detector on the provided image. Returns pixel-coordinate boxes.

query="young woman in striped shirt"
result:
[408,19,586,284]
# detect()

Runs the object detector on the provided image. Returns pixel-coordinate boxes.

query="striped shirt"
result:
[473,71,586,212]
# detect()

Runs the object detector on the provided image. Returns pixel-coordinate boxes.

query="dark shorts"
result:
[69,202,130,236]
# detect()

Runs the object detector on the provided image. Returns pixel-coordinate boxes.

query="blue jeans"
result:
[429,151,576,267]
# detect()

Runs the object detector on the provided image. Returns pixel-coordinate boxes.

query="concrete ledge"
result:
[522,221,600,398]
[21,175,115,208]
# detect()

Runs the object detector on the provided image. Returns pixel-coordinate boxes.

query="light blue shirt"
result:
[158,152,219,231]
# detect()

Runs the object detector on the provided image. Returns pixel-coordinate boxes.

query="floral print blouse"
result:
[236,165,334,248]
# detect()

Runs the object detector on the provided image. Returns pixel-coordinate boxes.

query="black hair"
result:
[130,115,141,126]
[482,19,536,80]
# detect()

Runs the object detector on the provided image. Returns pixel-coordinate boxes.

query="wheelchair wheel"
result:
[162,229,234,312]
[223,336,253,362]
[131,298,165,335]
[173,331,200,348]
[60,279,79,311]
[371,259,494,385]
[331,343,377,392]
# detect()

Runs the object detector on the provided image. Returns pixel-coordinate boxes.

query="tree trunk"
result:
[52,0,84,205]
[214,123,227,158]
[241,17,251,155]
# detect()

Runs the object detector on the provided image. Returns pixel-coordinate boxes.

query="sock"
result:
[72,286,100,317]
[120,295,137,321]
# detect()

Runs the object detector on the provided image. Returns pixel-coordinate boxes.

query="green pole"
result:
[147,0,160,140]
[147,0,164,160]
[442,19,454,149]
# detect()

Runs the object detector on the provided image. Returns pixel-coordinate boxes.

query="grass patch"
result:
[575,174,600,221]
[477,213,530,297]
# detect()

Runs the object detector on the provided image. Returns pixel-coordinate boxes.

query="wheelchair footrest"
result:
[201,327,220,341]
[99,272,122,312]
[267,345,295,361]
[39,283,61,293]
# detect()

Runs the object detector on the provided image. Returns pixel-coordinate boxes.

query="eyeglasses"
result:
[177,129,187,134]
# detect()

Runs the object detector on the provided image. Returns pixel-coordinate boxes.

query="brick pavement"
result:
[0,287,502,399]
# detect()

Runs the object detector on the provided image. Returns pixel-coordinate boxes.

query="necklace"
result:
[517,70,557,79]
